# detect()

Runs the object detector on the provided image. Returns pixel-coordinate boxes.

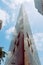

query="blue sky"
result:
[0,0,43,65]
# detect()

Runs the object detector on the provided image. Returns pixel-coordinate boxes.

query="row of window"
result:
[26,33,33,53]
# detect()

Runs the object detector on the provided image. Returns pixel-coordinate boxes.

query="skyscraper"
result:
[5,4,41,65]
[34,0,43,15]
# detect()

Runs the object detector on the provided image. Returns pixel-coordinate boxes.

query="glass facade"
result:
[34,0,43,15]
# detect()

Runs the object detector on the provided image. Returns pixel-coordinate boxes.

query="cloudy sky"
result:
[0,0,43,65]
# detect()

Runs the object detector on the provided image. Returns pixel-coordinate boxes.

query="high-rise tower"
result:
[5,4,41,65]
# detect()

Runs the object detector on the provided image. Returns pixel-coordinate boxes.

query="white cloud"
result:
[2,0,10,6]
[6,27,14,34]
[6,26,17,39]
[14,0,31,5]
[2,0,31,9]
[0,9,10,28]
[33,33,43,42]
[33,33,43,51]
[11,13,16,22]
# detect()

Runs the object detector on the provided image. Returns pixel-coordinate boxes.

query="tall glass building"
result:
[34,0,43,15]
[5,4,41,65]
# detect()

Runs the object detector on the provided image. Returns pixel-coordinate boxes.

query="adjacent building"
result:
[34,0,43,15]
[0,20,2,30]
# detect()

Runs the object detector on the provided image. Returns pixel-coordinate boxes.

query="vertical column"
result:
[12,32,24,65]
[20,32,24,65]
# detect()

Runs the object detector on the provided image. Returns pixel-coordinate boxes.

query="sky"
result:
[0,0,43,65]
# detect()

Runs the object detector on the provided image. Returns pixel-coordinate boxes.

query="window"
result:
[26,33,29,39]
[27,40,30,47]
[16,40,19,48]
[17,32,20,38]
